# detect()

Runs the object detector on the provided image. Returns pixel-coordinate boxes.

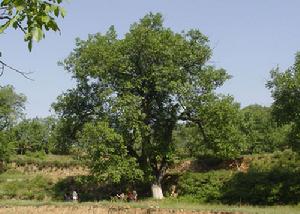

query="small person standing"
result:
[72,190,78,202]
[132,190,138,201]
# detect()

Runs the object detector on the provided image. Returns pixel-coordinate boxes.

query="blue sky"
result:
[1,0,300,118]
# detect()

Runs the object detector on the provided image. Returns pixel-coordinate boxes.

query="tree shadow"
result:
[222,167,300,205]
[52,175,152,201]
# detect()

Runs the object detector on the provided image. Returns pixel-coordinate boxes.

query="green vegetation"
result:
[222,150,300,205]
[10,117,56,155]
[177,170,233,203]
[0,85,26,132]
[268,53,300,152]
[0,0,65,50]
[0,199,299,214]
[54,13,246,199]
[175,150,300,205]
[241,104,291,154]
[0,170,52,200]
[10,154,82,168]
[2,11,300,211]
[0,85,26,163]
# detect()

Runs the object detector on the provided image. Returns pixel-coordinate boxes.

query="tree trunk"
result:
[151,183,164,199]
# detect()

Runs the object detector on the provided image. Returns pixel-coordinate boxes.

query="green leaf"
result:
[1,0,10,6]
[12,21,18,29]
[54,6,60,17]
[47,20,59,31]
[28,41,32,51]
[16,5,25,11]
[45,5,51,13]
[32,27,44,42]
[41,16,50,23]
[59,7,66,18]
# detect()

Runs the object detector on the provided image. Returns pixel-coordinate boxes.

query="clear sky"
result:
[1,0,300,118]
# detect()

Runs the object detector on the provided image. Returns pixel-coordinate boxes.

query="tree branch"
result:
[0,59,33,80]
[179,112,211,145]
[0,15,10,20]
[16,21,26,34]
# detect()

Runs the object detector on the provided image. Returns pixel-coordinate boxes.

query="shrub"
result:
[222,150,300,205]
[177,170,233,202]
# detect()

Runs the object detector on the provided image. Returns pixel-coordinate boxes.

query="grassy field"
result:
[0,199,299,214]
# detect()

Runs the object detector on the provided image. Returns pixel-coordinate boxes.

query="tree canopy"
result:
[267,52,300,151]
[55,13,244,197]
[0,85,26,131]
[10,117,55,154]
[241,105,290,153]
[0,85,26,162]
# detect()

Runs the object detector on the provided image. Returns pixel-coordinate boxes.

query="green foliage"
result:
[267,52,300,151]
[0,170,52,200]
[177,170,233,202]
[222,150,300,205]
[78,122,143,184]
[53,175,151,201]
[51,83,107,154]
[241,105,291,154]
[55,13,238,189]
[0,0,65,50]
[197,97,246,159]
[10,154,82,168]
[174,97,246,160]
[0,85,26,131]
[0,85,25,163]
[0,131,14,164]
[53,175,116,201]
[10,117,55,154]
[175,150,300,205]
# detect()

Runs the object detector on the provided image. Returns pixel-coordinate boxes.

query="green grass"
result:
[0,170,52,200]
[0,199,299,214]
[9,154,83,168]
[0,169,31,181]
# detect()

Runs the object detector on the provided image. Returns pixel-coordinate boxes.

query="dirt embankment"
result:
[169,157,252,174]
[0,205,245,214]
[9,162,89,181]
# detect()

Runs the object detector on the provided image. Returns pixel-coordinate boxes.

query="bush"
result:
[222,150,300,205]
[176,150,300,205]
[177,170,233,202]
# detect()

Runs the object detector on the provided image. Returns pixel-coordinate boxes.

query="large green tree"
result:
[56,13,242,198]
[267,52,300,151]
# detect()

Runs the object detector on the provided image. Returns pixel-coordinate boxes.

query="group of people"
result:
[64,190,79,202]
[63,189,139,202]
[115,190,138,202]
